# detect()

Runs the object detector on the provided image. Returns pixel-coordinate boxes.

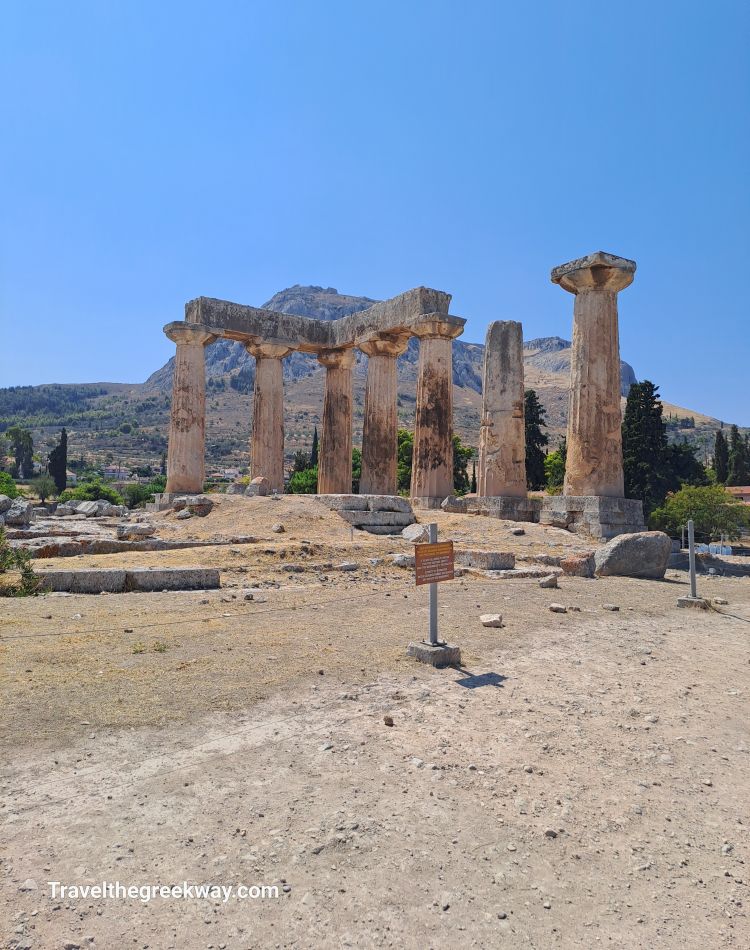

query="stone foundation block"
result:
[38,569,128,594]
[407,641,462,667]
[677,596,709,610]
[455,550,515,571]
[441,495,542,523]
[540,496,644,541]
[125,568,220,592]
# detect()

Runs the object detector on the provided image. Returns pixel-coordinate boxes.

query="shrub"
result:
[288,466,318,494]
[58,479,124,505]
[31,474,57,503]
[0,527,40,596]
[0,471,20,499]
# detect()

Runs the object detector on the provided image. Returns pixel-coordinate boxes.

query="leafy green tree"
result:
[544,448,566,492]
[524,390,548,491]
[48,428,68,492]
[649,485,749,542]
[453,435,472,495]
[714,430,729,483]
[727,425,750,486]
[397,429,413,492]
[310,426,319,467]
[291,450,311,474]
[351,447,362,493]
[288,465,318,494]
[664,440,708,488]
[5,425,34,479]
[31,474,56,503]
[0,472,19,499]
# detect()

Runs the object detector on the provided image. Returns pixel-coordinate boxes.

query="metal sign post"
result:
[408,524,459,666]
[688,518,697,599]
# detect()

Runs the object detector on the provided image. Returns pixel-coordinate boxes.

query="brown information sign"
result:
[414,541,455,586]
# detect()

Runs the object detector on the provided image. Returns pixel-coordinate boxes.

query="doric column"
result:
[164,322,216,494]
[478,320,527,497]
[317,348,356,494]
[551,251,636,497]
[410,320,462,507]
[358,334,410,495]
[244,342,293,492]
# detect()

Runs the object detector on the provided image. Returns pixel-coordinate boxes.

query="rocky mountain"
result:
[144,285,637,398]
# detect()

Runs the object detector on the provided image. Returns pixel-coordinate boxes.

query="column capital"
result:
[551,251,636,295]
[164,322,216,346]
[244,342,294,360]
[411,316,464,340]
[357,333,410,358]
[317,348,357,370]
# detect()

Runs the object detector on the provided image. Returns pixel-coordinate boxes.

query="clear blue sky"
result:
[1,0,748,424]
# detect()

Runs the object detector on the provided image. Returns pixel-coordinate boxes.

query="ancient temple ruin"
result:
[163,288,465,508]
[163,252,645,539]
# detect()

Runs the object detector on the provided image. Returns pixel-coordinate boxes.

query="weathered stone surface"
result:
[480,614,504,627]
[478,321,527,497]
[313,494,370,512]
[176,509,192,520]
[441,495,541,523]
[317,349,355,494]
[38,569,128,594]
[0,495,12,514]
[559,552,596,578]
[549,603,568,613]
[245,476,270,497]
[402,523,430,543]
[226,482,246,495]
[540,495,644,541]
[365,495,413,513]
[407,641,462,667]
[187,495,213,516]
[392,553,415,568]
[124,568,220,592]
[336,510,413,527]
[5,499,33,526]
[455,550,515,571]
[359,335,409,495]
[539,574,558,589]
[594,531,672,579]
[552,251,635,497]
[411,323,461,506]
[677,596,709,610]
[271,523,285,533]
[164,324,215,494]
[116,523,156,539]
[246,342,292,492]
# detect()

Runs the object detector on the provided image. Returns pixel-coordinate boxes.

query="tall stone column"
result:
[478,320,527,497]
[245,342,293,492]
[164,323,216,494]
[359,334,410,495]
[410,321,462,507]
[551,251,636,497]
[317,348,356,494]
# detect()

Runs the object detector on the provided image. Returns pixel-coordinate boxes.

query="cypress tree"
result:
[470,460,477,494]
[714,430,729,483]
[310,426,319,467]
[622,381,668,515]
[524,389,548,490]
[48,428,68,493]
[727,425,750,486]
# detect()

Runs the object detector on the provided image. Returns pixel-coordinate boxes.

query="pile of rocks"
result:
[55,499,129,518]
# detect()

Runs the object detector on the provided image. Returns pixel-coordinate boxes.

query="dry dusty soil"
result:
[1,496,749,949]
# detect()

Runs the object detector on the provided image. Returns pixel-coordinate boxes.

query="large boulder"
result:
[245,476,270,497]
[4,499,33,527]
[0,495,13,515]
[116,522,156,539]
[402,523,430,544]
[594,531,672,579]
[560,552,596,578]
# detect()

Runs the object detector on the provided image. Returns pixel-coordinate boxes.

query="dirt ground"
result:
[2,496,749,949]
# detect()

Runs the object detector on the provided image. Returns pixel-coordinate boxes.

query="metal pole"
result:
[687,518,697,599]
[428,522,438,645]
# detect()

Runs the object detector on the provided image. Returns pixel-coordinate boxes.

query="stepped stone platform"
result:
[441,495,542,522]
[313,494,415,535]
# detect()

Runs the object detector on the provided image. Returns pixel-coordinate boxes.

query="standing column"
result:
[478,320,527,497]
[317,348,356,494]
[164,322,216,494]
[551,251,636,497]
[359,334,410,495]
[410,321,462,507]
[244,342,293,492]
